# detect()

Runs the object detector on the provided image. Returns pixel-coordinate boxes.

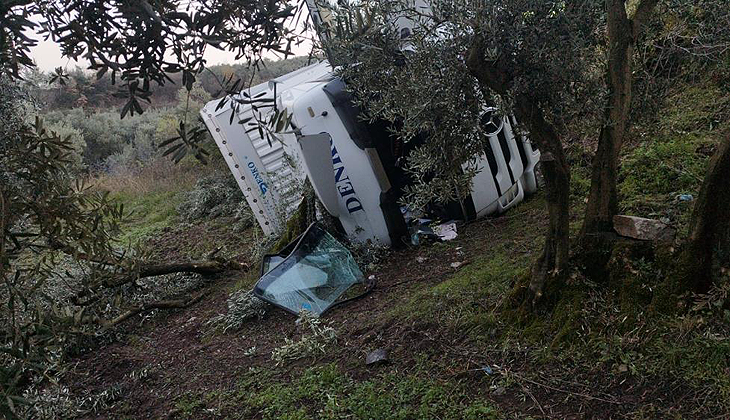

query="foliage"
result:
[270,311,338,365]
[2,0,299,110]
[205,290,269,334]
[0,79,127,418]
[176,172,255,227]
[45,120,86,172]
[324,0,603,209]
[0,79,224,418]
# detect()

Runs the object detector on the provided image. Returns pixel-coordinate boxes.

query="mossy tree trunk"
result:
[515,99,571,300]
[681,136,730,293]
[582,0,659,235]
[467,39,571,301]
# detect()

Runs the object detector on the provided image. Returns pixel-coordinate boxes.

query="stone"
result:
[613,215,675,242]
[365,348,389,366]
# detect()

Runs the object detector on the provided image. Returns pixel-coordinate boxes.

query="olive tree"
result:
[2,0,301,161]
[327,0,604,299]
[325,0,730,301]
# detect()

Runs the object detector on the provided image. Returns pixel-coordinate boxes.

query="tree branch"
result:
[465,33,511,95]
[101,290,208,329]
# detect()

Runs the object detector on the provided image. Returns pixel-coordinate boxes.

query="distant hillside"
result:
[29,56,315,112]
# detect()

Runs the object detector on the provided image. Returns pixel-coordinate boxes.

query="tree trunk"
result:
[582,0,635,234]
[515,98,571,299]
[466,39,571,300]
[582,0,658,235]
[682,137,730,293]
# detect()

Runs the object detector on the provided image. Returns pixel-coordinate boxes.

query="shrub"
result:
[176,172,254,228]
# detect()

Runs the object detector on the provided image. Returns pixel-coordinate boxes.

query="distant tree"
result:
[2,0,302,160]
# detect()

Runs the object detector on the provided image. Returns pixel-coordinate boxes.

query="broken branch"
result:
[102,291,208,329]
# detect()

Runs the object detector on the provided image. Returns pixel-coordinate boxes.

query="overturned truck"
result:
[200,61,540,247]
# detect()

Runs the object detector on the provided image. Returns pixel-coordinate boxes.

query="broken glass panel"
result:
[253,224,364,316]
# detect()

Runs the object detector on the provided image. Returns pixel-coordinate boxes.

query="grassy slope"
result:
[81,82,730,419]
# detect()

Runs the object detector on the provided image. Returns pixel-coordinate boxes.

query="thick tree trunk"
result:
[515,99,571,299]
[582,0,658,235]
[466,40,571,300]
[682,137,730,292]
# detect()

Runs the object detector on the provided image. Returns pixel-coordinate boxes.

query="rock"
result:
[492,386,506,396]
[416,256,427,263]
[450,261,465,269]
[613,215,675,242]
[365,348,389,366]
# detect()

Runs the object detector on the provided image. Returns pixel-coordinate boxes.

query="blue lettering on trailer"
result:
[247,161,269,195]
[331,141,364,214]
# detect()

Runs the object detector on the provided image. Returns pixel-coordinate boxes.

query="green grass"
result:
[618,83,728,234]
[391,252,520,339]
[177,364,502,420]
[113,189,183,245]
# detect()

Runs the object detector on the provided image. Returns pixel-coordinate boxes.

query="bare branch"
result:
[101,291,208,328]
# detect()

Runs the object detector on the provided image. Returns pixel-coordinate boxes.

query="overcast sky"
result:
[30,37,314,72]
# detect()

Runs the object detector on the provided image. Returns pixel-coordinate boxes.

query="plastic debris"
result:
[409,219,458,245]
[677,193,694,202]
[433,221,458,241]
[409,219,439,246]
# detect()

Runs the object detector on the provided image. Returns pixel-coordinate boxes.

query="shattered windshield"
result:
[253,224,364,316]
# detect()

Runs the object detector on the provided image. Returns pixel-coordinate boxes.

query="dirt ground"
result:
[62,205,724,419]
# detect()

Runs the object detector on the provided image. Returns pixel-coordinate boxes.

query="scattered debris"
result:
[481,366,494,375]
[205,290,268,333]
[613,215,675,242]
[416,256,427,263]
[271,311,337,365]
[433,221,458,241]
[410,220,459,245]
[254,224,365,316]
[365,348,389,366]
[676,193,694,202]
[243,346,257,356]
[410,221,439,245]
[450,261,465,269]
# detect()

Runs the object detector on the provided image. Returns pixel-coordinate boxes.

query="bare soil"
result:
[63,206,715,419]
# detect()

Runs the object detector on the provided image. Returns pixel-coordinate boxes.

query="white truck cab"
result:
[201,61,540,246]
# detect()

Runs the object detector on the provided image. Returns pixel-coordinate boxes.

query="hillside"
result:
[29,80,728,419]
